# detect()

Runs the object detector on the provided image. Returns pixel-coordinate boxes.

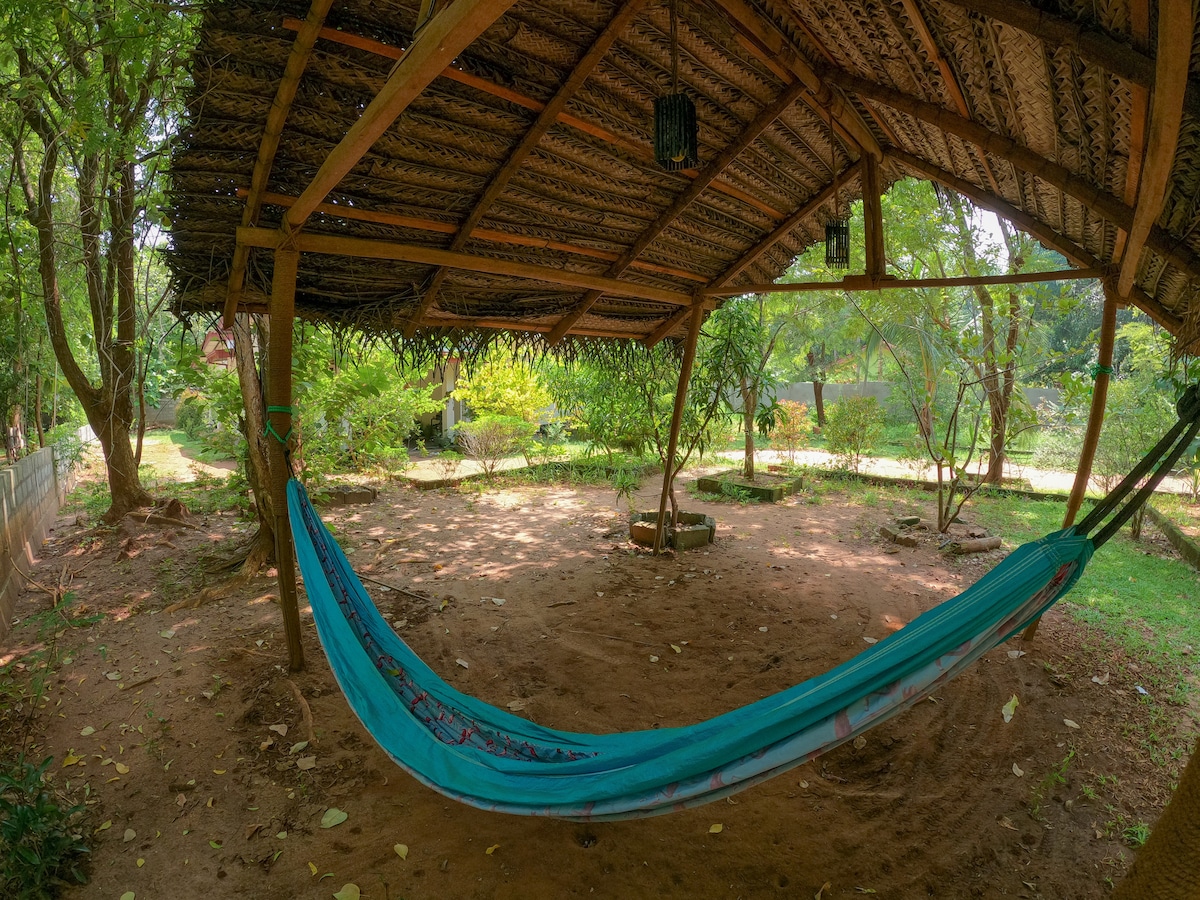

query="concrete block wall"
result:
[0,447,72,644]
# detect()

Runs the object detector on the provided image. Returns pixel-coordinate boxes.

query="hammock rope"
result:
[286,386,1200,820]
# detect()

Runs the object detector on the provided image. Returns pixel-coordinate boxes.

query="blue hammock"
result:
[287,387,1200,821]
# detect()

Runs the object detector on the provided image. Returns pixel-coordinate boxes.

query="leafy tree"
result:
[823,395,884,473]
[704,297,784,481]
[545,359,649,460]
[452,352,553,423]
[1,0,194,521]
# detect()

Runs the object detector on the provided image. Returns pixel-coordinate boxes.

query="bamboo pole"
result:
[652,304,706,554]
[1023,285,1117,641]
[267,248,305,671]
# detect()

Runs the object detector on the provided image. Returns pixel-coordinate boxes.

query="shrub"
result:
[175,394,208,442]
[824,395,884,473]
[0,756,89,899]
[773,400,813,462]
[456,416,537,480]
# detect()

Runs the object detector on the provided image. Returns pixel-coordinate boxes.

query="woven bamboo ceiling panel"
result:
[165,0,1200,349]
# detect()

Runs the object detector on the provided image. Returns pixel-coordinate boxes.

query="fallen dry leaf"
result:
[1064,718,1080,729]
[1012,763,1024,777]
[1001,695,1019,723]
[709,823,723,834]
[815,882,832,900]
[332,884,360,900]
[269,724,288,737]
[485,844,500,855]
[394,843,409,860]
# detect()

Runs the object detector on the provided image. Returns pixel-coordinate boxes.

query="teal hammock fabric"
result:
[287,384,1200,820]
[289,480,1091,820]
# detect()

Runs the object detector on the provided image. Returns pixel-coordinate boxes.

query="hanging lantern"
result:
[655,93,698,170]
[825,219,850,268]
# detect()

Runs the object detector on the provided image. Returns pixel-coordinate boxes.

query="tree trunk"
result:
[1114,738,1200,899]
[34,373,44,448]
[742,377,756,481]
[15,98,151,523]
[232,313,276,573]
[813,381,826,429]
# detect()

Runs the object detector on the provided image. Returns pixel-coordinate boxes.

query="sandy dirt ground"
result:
[2,456,1194,900]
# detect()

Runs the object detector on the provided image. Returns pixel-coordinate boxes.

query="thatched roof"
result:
[165,0,1200,351]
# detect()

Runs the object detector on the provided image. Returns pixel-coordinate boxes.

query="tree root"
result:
[286,679,316,745]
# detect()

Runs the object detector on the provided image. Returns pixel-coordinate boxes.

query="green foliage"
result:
[302,358,441,478]
[1091,381,1175,538]
[45,425,86,473]
[823,395,884,472]
[456,415,536,480]
[545,361,650,460]
[452,353,553,423]
[0,756,89,898]
[773,400,813,462]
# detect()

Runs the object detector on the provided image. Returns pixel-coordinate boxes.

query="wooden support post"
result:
[652,304,706,554]
[1023,285,1117,641]
[863,154,885,282]
[267,248,305,671]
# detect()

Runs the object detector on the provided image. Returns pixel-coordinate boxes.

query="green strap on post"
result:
[1090,363,1115,379]
[265,405,294,445]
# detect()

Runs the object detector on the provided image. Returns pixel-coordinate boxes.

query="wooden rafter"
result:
[1113,0,1150,263]
[223,0,334,326]
[237,226,695,307]
[1117,0,1194,299]
[890,150,1182,331]
[242,188,705,282]
[417,314,639,340]
[707,160,863,291]
[703,267,1105,295]
[643,304,699,347]
[283,18,786,220]
[711,0,882,161]
[544,78,811,343]
[896,0,1000,192]
[828,71,1200,283]
[407,0,647,336]
[942,0,1200,119]
[281,0,518,234]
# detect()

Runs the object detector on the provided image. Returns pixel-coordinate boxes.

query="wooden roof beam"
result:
[281,0,517,234]
[828,71,1200,283]
[418,314,638,340]
[704,267,1105,295]
[1113,0,1150,262]
[711,0,882,161]
[284,18,786,220]
[896,0,1000,193]
[245,188,705,281]
[890,150,1181,331]
[942,0,1200,119]
[1117,0,1194,299]
[707,159,863,291]
[237,226,695,307]
[544,78,810,343]
[223,0,334,325]
[407,0,647,336]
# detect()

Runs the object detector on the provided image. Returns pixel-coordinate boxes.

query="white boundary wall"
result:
[0,447,74,643]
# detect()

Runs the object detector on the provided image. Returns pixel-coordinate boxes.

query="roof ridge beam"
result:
[224,0,334,325]
[407,0,647,336]
[942,0,1200,119]
[1117,0,1194,298]
[281,0,518,234]
[828,71,1200,283]
[890,149,1180,331]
